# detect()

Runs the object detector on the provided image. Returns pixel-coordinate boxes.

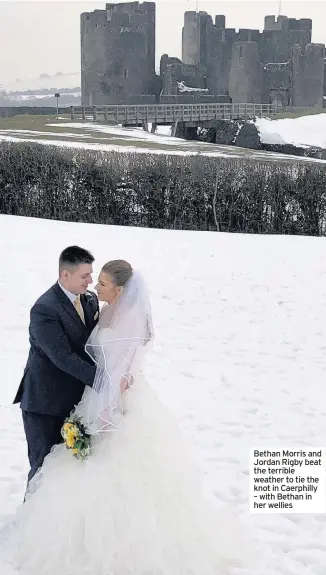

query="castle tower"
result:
[81,1,156,106]
[291,43,325,108]
[182,10,212,68]
[228,42,262,103]
[182,11,200,66]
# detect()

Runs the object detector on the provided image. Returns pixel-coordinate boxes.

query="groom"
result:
[14,246,99,484]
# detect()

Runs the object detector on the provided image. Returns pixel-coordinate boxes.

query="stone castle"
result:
[81,2,326,108]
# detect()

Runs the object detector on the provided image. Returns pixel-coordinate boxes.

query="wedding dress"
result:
[1,272,257,575]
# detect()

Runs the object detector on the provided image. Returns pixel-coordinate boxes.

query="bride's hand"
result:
[120,375,134,393]
[120,376,129,393]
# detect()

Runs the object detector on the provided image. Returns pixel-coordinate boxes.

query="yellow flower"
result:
[66,431,76,448]
[64,422,73,432]
[72,448,79,455]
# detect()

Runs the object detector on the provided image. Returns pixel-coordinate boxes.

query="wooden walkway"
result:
[70,103,277,125]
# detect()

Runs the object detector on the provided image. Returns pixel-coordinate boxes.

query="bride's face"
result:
[95,271,122,304]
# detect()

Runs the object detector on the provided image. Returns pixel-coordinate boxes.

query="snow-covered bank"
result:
[0,215,325,574]
[257,113,326,149]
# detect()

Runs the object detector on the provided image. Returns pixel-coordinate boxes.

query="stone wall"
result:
[160,94,230,104]
[80,5,326,108]
[178,11,324,107]
[292,44,325,107]
[263,62,291,106]
[81,2,156,105]
[229,42,262,103]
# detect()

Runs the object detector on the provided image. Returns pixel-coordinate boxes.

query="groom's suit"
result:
[14,282,99,482]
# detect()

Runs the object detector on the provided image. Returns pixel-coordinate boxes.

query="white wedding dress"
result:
[1,274,257,575]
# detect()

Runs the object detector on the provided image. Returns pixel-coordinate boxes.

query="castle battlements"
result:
[80,4,326,109]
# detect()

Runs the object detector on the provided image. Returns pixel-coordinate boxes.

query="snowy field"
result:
[0,214,325,574]
[256,113,326,149]
[0,115,326,163]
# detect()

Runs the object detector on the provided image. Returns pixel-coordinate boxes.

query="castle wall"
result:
[259,30,292,64]
[215,15,226,29]
[81,2,155,105]
[160,94,230,104]
[162,65,179,95]
[206,28,231,94]
[160,54,182,77]
[82,5,325,110]
[260,16,312,64]
[264,15,290,31]
[180,10,323,106]
[228,42,262,103]
[292,44,325,108]
[262,63,291,106]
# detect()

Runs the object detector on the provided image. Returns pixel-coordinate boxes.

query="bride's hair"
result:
[102,260,133,287]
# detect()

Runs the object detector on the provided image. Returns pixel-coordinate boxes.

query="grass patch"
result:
[0,112,325,165]
[271,108,326,120]
[0,114,71,130]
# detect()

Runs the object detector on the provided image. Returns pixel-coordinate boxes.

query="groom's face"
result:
[61,263,93,295]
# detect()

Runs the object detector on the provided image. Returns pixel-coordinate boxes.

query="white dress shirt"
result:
[58,281,78,304]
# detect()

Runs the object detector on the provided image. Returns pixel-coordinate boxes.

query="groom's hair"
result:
[59,246,94,272]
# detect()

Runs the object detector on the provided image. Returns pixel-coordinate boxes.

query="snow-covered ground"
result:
[1,120,325,163]
[256,113,326,149]
[8,92,81,105]
[0,214,325,574]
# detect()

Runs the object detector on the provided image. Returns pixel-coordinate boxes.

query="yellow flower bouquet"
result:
[61,414,91,460]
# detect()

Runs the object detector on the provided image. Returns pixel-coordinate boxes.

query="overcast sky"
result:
[0,0,325,83]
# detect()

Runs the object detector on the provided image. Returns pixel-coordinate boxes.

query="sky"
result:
[0,0,325,84]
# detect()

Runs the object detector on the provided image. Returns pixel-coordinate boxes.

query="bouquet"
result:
[61,414,91,460]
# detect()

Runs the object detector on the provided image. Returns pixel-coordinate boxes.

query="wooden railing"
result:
[70,103,279,124]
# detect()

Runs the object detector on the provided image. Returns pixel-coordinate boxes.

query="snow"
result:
[0,132,237,158]
[0,214,325,574]
[1,120,326,163]
[9,92,81,102]
[256,114,326,149]
[177,81,209,93]
[49,122,179,146]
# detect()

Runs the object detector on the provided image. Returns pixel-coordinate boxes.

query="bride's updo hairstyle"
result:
[102,260,133,287]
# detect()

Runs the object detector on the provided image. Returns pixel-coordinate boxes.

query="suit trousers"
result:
[22,410,64,484]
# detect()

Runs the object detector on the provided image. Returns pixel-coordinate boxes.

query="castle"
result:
[81,2,326,108]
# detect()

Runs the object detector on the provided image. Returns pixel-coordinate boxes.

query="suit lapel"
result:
[52,283,88,332]
[80,294,93,332]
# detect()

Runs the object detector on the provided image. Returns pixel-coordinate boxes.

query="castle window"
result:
[124,69,128,79]
[239,46,243,58]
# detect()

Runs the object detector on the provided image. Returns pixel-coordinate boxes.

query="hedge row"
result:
[1,141,326,235]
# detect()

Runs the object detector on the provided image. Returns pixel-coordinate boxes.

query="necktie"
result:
[74,295,85,324]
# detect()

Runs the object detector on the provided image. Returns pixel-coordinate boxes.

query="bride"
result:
[2,260,256,575]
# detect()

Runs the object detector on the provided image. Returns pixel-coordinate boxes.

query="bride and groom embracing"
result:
[2,246,256,575]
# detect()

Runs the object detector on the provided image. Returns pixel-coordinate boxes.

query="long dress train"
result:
[0,374,258,575]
